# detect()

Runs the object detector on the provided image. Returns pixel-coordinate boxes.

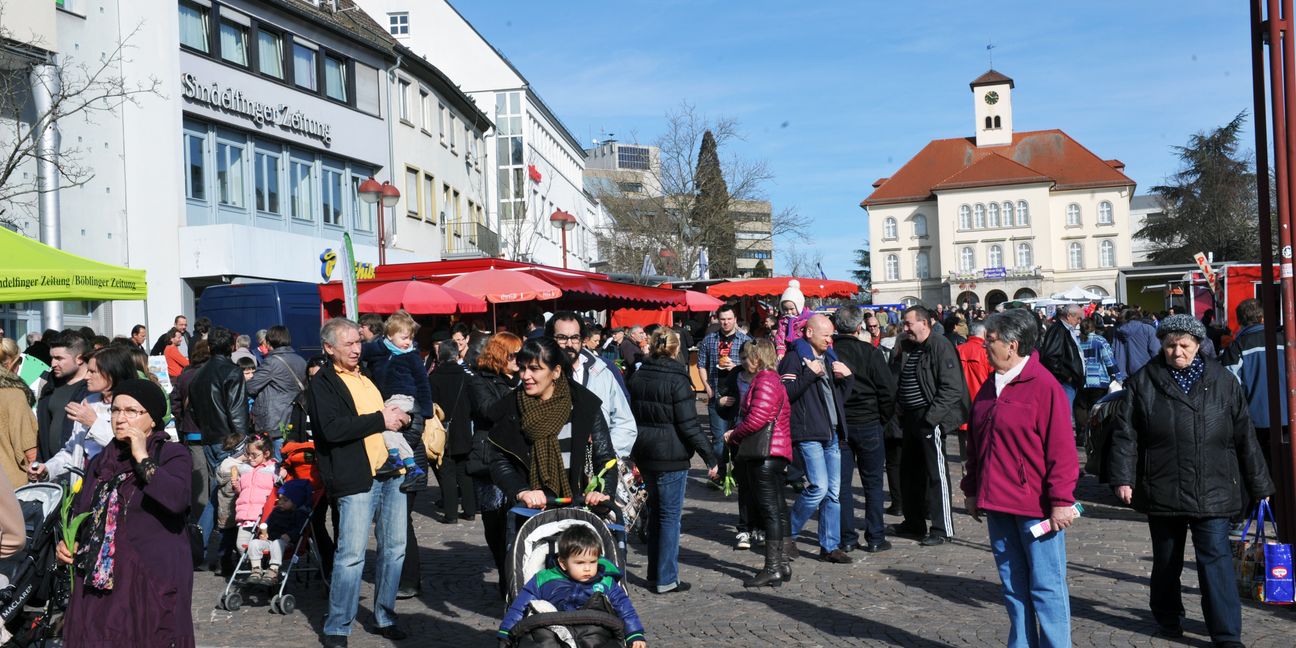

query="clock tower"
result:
[971,69,1014,147]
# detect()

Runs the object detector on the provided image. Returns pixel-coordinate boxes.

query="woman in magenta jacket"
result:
[961,309,1079,648]
[724,338,793,588]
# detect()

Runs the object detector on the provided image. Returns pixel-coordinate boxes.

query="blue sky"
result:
[453,1,1256,280]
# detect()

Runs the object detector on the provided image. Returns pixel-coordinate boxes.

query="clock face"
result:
[985,91,1000,105]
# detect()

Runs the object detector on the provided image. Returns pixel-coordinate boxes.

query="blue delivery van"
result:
[195,281,322,358]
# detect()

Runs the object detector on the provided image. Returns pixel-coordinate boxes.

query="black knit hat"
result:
[111,378,167,430]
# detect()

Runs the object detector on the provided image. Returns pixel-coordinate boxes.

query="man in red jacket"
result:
[955,319,991,462]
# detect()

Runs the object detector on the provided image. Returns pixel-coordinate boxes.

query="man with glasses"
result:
[547,312,636,457]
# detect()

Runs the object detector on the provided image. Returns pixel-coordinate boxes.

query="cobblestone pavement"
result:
[192,435,1296,647]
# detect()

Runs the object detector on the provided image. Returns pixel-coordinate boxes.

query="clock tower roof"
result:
[970,69,1014,90]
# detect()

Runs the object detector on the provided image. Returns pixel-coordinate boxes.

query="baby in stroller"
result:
[244,479,311,586]
[499,525,646,648]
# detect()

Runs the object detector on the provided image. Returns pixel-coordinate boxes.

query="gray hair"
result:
[320,318,360,347]
[1061,304,1083,318]
[256,328,268,343]
[235,334,251,349]
[968,319,987,338]
[833,305,865,335]
[984,309,1038,357]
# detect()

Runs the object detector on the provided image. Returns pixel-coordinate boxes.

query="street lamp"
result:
[549,209,577,268]
[357,177,401,266]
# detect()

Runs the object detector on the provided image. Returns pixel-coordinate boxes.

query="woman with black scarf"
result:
[57,379,193,647]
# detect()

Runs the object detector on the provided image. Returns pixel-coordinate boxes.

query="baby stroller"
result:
[216,479,327,615]
[0,483,69,646]
[503,506,630,648]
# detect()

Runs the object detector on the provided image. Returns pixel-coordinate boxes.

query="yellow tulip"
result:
[72,479,82,495]
[603,459,617,471]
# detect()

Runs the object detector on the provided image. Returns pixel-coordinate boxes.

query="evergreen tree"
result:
[851,246,872,303]
[693,130,736,277]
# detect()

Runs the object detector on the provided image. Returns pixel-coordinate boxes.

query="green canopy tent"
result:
[0,226,147,302]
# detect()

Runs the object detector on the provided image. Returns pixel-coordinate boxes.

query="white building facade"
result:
[863,71,1136,309]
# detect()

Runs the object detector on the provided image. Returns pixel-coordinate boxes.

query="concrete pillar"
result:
[30,62,62,331]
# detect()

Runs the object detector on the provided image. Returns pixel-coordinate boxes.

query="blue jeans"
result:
[324,476,408,636]
[706,401,730,478]
[1148,516,1240,643]
[986,512,1071,648]
[644,469,687,592]
[840,422,886,547]
[789,437,841,552]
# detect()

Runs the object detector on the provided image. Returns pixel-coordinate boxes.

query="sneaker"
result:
[734,532,752,550]
[655,581,691,594]
[919,534,947,547]
[818,549,853,564]
[399,471,424,494]
[264,568,280,586]
[375,457,403,479]
[857,540,893,553]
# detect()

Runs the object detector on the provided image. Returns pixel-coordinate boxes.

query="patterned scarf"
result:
[517,378,573,499]
[78,471,130,590]
[1168,354,1205,394]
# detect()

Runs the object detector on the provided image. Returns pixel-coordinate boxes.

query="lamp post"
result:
[549,209,577,268]
[357,177,401,266]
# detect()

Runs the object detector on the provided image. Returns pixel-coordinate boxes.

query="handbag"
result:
[735,398,782,461]
[424,379,466,469]
[1232,499,1295,605]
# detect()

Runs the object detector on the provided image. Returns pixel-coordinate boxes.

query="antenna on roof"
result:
[986,41,996,68]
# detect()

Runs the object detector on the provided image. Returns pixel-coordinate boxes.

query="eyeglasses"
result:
[553,335,582,343]
[110,407,148,419]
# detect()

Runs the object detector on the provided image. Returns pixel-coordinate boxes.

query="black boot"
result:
[782,537,798,562]
[743,539,782,588]
[778,540,792,582]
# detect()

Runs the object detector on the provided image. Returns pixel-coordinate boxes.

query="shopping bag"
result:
[1232,500,1295,604]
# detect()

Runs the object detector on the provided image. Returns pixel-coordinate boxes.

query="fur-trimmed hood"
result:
[0,368,34,407]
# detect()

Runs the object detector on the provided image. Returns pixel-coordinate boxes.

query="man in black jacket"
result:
[1039,304,1085,415]
[187,326,251,560]
[888,306,969,546]
[309,318,410,648]
[832,306,896,554]
[34,334,88,462]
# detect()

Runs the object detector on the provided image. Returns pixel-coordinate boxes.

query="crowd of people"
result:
[0,281,1280,647]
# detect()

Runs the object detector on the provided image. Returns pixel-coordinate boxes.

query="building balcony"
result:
[945,266,1043,283]
[443,220,500,259]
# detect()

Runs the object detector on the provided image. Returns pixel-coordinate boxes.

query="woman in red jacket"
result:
[961,308,1079,648]
[724,338,793,588]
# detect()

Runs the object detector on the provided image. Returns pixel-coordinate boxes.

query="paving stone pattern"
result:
[192,428,1295,647]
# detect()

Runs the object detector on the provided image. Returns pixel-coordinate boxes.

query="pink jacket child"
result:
[729,370,792,461]
[773,279,813,358]
[235,458,279,525]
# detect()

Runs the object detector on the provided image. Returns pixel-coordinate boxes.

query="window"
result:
[739,250,773,260]
[915,251,930,279]
[883,217,897,239]
[1017,200,1030,225]
[179,1,210,53]
[618,146,651,171]
[960,247,975,272]
[912,214,927,238]
[324,55,348,102]
[495,91,525,220]
[974,203,986,228]
[293,43,317,91]
[405,168,420,218]
[397,80,411,121]
[419,90,432,131]
[1002,201,1014,227]
[219,20,248,66]
[388,12,409,36]
[988,202,1000,228]
[988,244,1003,268]
[184,130,206,201]
[450,114,458,152]
[885,254,899,281]
[1098,200,1113,224]
[289,156,313,221]
[1066,203,1081,227]
[438,103,448,145]
[257,30,284,79]
[618,182,644,193]
[424,175,436,223]
[1016,242,1033,268]
[351,173,375,231]
[321,164,344,227]
[1068,241,1084,269]
[254,148,280,214]
[959,204,971,230]
[215,139,245,207]
[1099,239,1116,267]
[354,63,380,116]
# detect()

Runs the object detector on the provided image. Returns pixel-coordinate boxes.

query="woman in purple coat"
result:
[57,379,194,647]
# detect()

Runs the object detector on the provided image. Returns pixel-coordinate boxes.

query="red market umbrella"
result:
[706,276,859,300]
[443,269,562,304]
[672,290,725,313]
[357,280,487,315]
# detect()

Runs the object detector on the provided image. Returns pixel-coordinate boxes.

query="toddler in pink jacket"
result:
[234,437,278,549]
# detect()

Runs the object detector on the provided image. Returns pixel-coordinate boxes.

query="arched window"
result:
[959,246,975,272]
[988,244,1003,268]
[885,254,900,281]
[1098,200,1113,224]
[993,115,1002,128]
[985,116,993,129]
[1017,200,1030,225]
[1066,203,1081,227]
[1099,239,1116,267]
[1003,201,1015,227]
[913,214,928,238]
[916,251,930,279]
[974,203,986,228]
[959,204,972,230]
[883,217,897,239]
[1068,241,1084,269]
[988,202,1000,228]
[1016,242,1033,268]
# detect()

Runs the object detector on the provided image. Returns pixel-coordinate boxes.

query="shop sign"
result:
[982,267,1007,279]
[319,249,375,282]
[182,73,333,146]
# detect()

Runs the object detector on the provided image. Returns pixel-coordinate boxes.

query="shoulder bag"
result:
[735,391,783,461]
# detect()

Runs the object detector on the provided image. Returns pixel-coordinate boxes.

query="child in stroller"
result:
[244,479,311,586]
[500,524,646,648]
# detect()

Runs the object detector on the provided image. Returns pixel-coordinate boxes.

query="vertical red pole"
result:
[378,205,388,267]
[1271,0,1296,540]
[561,227,568,269]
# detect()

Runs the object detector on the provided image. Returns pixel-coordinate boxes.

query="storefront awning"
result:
[525,269,684,308]
[0,227,147,303]
[706,276,859,300]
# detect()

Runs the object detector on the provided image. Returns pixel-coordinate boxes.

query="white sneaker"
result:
[734,531,752,550]
[752,530,765,547]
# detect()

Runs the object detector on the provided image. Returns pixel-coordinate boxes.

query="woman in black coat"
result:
[627,328,718,594]
[428,342,477,523]
[486,337,617,510]
[1110,315,1273,645]
[466,332,523,596]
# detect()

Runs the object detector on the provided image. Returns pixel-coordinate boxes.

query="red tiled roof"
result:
[860,129,1135,207]
[970,69,1014,89]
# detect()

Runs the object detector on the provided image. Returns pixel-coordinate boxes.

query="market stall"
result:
[0,226,147,303]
